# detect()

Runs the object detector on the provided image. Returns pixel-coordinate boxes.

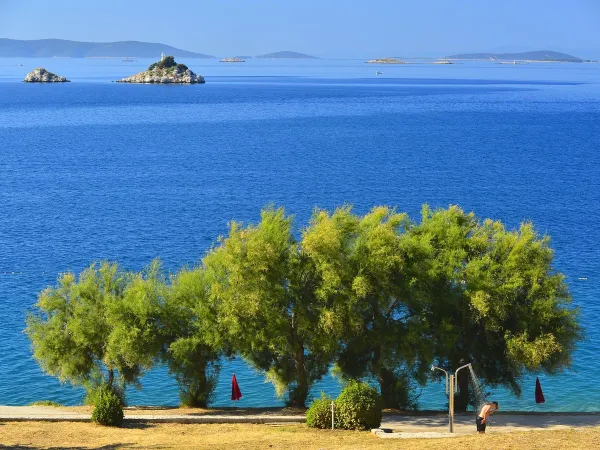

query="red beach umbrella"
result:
[231,374,242,401]
[535,377,545,404]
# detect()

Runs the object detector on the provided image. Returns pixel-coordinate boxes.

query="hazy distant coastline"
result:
[446,50,583,62]
[0,38,214,58]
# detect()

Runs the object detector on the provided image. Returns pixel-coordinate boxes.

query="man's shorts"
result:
[476,415,486,432]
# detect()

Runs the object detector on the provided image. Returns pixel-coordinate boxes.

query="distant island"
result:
[0,38,214,58]
[117,55,205,84]
[220,57,245,63]
[256,51,318,59]
[366,58,406,64]
[446,50,583,62]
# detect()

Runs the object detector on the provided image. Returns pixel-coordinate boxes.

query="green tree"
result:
[303,206,430,409]
[203,207,340,407]
[162,266,224,407]
[26,261,162,399]
[410,205,583,411]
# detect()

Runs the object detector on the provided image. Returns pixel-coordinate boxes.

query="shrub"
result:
[335,381,383,430]
[159,56,176,68]
[91,386,124,427]
[29,400,62,407]
[176,63,189,72]
[306,392,336,429]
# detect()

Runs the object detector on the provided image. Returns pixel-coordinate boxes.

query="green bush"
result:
[176,63,189,72]
[306,392,336,429]
[91,386,124,427]
[335,381,383,430]
[29,400,62,407]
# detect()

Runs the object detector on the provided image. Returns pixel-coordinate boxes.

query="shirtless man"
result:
[476,401,499,433]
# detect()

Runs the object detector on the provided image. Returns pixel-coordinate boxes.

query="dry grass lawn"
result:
[1,422,599,450]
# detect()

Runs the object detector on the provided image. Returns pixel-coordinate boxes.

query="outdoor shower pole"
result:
[450,363,472,434]
[431,366,451,432]
[432,363,472,434]
[448,375,454,433]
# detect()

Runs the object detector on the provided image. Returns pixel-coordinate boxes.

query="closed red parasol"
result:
[231,374,242,401]
[535,377,545,404]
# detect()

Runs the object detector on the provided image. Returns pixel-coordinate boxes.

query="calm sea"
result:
[0,58,599,411]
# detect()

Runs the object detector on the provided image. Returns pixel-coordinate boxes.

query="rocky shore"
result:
[220,57,245,63]
[366,58,406,64]
[23,68,70,82]
[117,56,205,84]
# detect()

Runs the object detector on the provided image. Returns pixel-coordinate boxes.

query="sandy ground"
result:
[0,422,599,449]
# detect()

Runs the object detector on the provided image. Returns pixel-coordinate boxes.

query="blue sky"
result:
[1,0,599,58]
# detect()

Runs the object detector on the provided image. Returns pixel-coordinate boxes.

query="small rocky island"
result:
[23,68,70,83]
[220,57,245,63]
[117,55,205,84]
[366,58,406,64]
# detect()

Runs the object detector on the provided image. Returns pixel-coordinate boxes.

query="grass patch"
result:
[28,400,62,407]
[0,422,598,449]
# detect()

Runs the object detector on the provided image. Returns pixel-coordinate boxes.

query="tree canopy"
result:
[26,205,582,410]
[26,262,162,397]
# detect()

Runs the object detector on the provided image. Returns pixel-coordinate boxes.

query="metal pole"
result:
[331,401,335,430]
[449,374,454,433]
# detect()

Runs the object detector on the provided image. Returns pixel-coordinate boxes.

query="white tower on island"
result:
[161,51,166,61]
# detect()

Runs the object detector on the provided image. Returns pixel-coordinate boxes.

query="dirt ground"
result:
[1,422,599,450]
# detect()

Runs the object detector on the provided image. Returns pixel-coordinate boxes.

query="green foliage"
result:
[409,205,583,410]
[84,382,125,407]
[29,400,62,407]
[204,206,340,407]
[162,267,223,407]
[335,381,383,430]
[306,392,336,429]
[160,56,176,68]
[24,204,581,412]
[91,386,124,427]
[303,206,429,409]
[147,56,180,72]
[25,261,162,395]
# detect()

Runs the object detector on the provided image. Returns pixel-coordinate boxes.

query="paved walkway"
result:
[375,412,600,438]
[0,406,304,423]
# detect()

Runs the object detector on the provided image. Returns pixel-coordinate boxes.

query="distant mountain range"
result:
[0,39,214,58]
[446,50,583,62]
[256,51,318,59]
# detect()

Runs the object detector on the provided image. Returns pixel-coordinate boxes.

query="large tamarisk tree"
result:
[203,207,342,407]
[410,205,583,411]
[161,266,225,407]
[26,261,164,400]
[303,206,432,409]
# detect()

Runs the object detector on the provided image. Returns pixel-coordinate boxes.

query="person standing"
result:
[476,401,499,433]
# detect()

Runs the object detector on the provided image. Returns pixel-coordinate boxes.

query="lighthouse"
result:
[161,51,166,61]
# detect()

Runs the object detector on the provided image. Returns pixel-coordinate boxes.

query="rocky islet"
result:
[116,55,205,84]
[23,68,70,82]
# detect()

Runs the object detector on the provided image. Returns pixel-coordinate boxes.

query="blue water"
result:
[1,58,599,411]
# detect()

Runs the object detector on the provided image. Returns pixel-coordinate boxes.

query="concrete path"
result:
[375,412,600,438]
[0,406,304,423]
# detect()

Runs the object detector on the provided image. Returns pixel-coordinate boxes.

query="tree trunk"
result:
[454,365,470,412]
[107,368,114,389]
[184,366,210,407]
[378,368,398,409]
[288,342,309,408]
